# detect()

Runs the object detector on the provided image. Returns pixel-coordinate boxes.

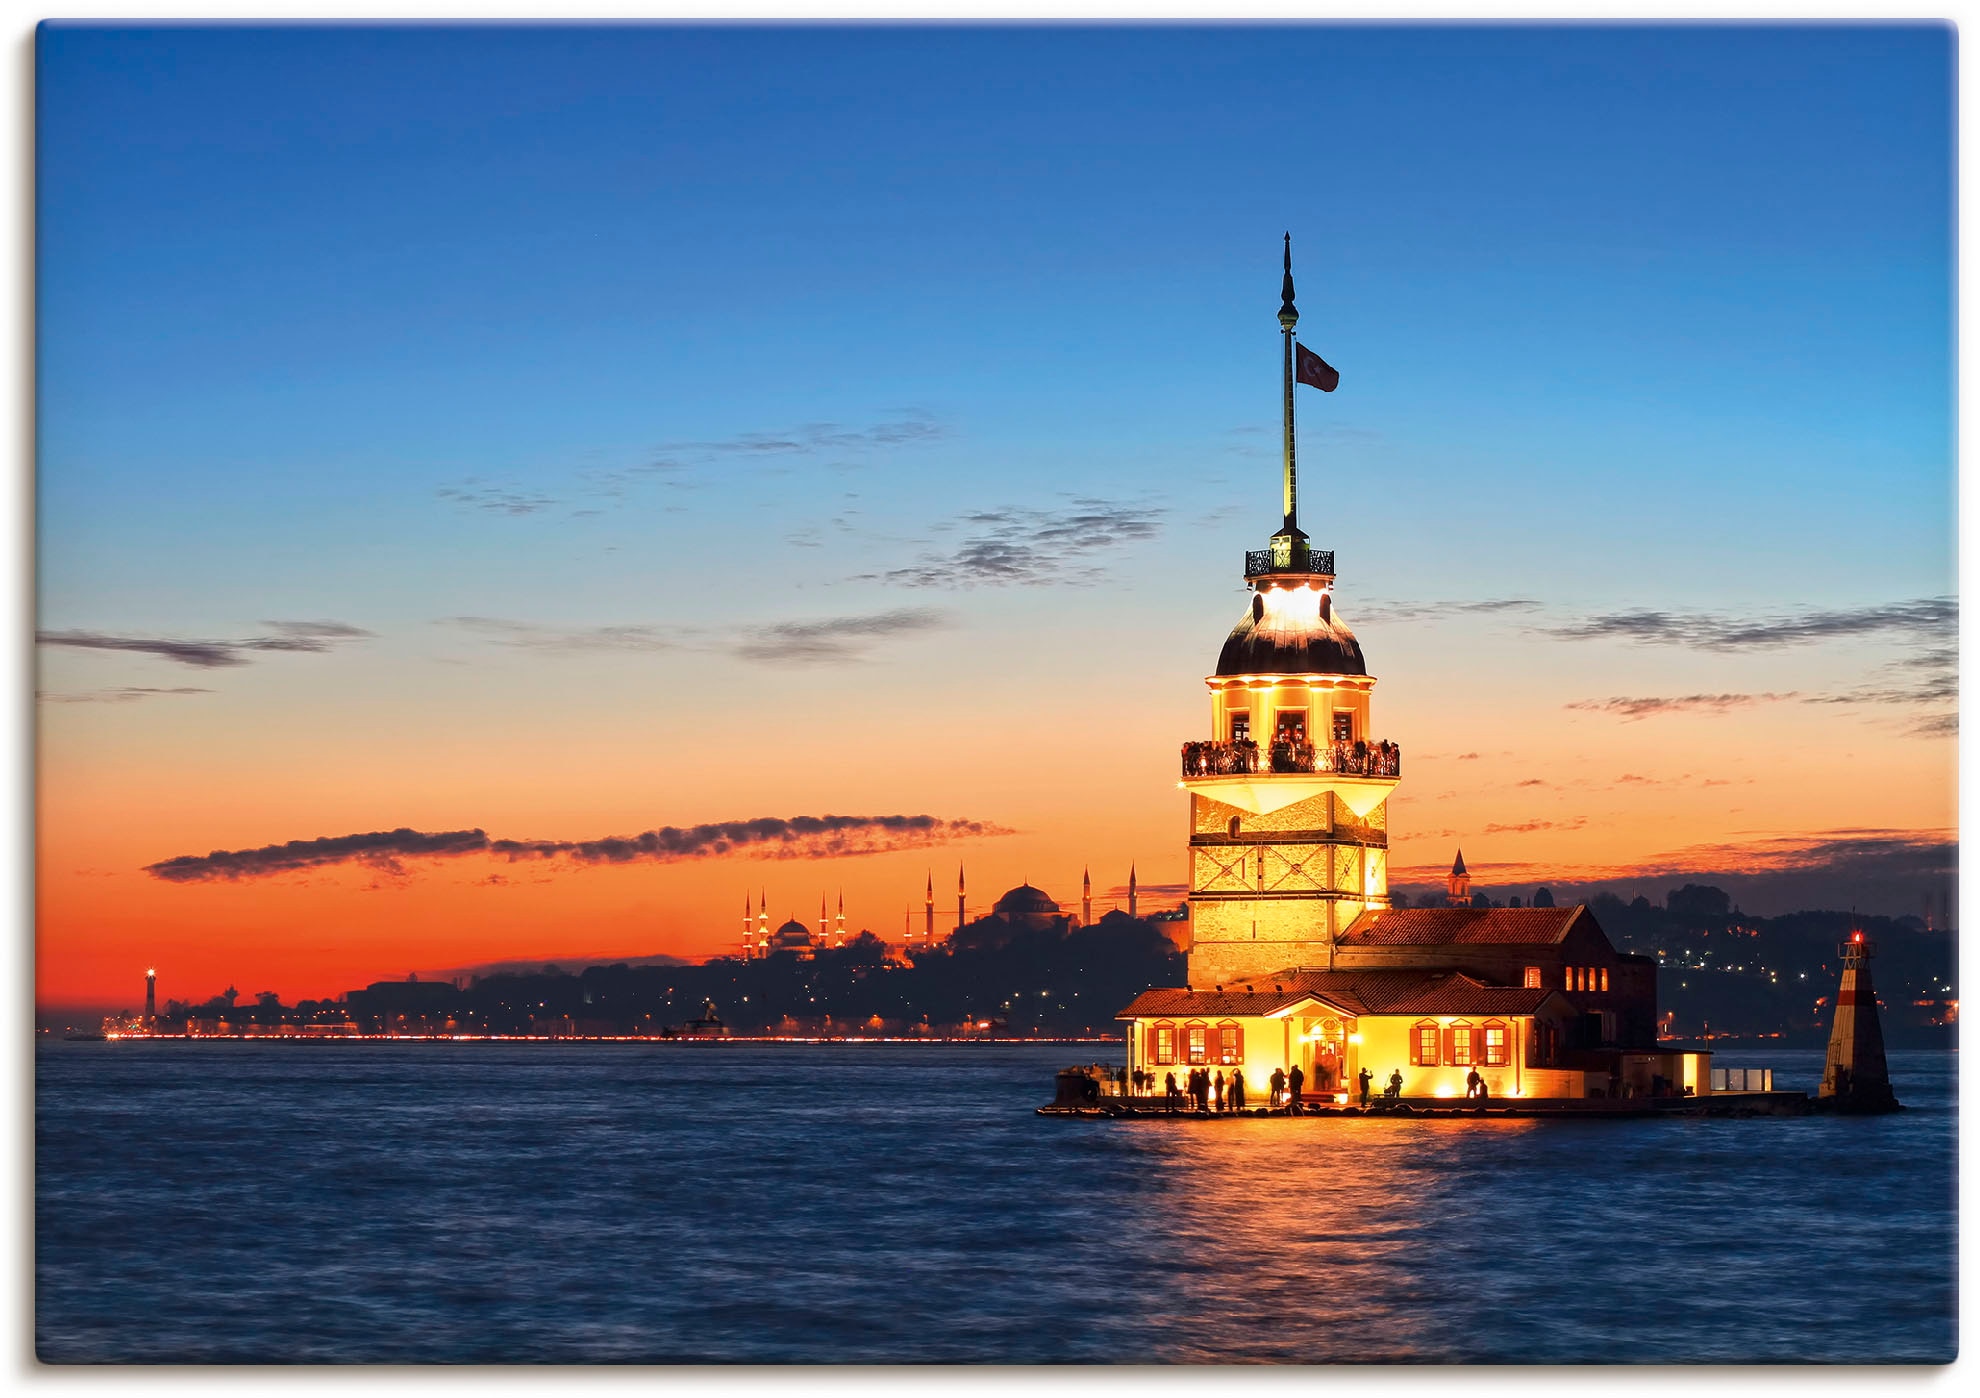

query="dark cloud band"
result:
[146,814,1010,883]
[38,621,372,670]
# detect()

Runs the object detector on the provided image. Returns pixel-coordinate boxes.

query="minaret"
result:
[957,863,967,933]
[757,890,769,957]
[144,968,156,1028]
[1819,931,1901,1112]
[819,892,829,949]
[1177,234,1399,987]
[1128,865,1138,919]
[924,871,934,945]
[835,891,846,949]
[1446,851,1471,907]
[1082,867,1092,926]
[743,894,754,957]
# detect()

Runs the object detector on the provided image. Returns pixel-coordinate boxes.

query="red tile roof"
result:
[1116,986,1354,1019]
[1338,905,1588,947]
[1116,969,1560,1021]
[1377,974,1557,1017]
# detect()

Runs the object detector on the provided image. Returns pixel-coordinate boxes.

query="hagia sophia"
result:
[1115,238,1706,1103]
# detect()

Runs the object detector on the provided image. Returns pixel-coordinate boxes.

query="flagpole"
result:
[1279,232,1299,534]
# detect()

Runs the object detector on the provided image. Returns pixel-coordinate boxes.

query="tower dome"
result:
[1216,584,1367,677]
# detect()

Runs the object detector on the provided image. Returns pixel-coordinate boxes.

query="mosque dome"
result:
[993,884,1060,918]
[768,918,813,948]
[1216,583,1367,677]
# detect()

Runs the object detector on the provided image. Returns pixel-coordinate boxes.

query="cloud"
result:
[657,416,946,458]
[1544,596,1954,651]
[1482,818,1586,835]
[437,482,563,516]
[442,617,676,654]
[860,498,1164,588]
[1516,779,1549,788]
[1565,692,1799,721]
[1351,598,1543,625]
[40,685,213,704]
[1456,752,1480,760]
[442,607,947,666]
[37,622,372,669]
[732,608,947,664]
[146,813,1013,884]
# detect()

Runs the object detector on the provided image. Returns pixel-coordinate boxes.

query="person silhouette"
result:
[1357,1066,1373,1108]
[1387,1068,1404,1101]
[1230,1067,1247,1110]
[1269,1067,1287,1108]
[1465,1066,1482,1099]
[1287,1063,1305,1114]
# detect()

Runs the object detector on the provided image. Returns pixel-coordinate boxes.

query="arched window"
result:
[1448,1019,1476,1066]
[1216,1020,1244,1065]
[1185,1021,1209,1065]
[1411,1020,1441,1066]
[1150,1021,1176,1065]
[1481,1020,1509,1066]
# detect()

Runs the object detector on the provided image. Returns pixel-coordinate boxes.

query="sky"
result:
[36,23,1955,1011]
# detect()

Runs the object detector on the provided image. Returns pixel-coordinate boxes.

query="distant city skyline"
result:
[37,23,1954,1009]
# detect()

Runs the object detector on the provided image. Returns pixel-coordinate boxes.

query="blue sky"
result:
[34,24,1957,995]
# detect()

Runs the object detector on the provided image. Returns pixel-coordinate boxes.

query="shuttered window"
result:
[1411,1021,1440,1066]
[1185,1022,1208,1065]
[1151,1022,1176,1065]
[1217,1021,1243,1065]
[1523,966,1542,989]
[1482,1021,1508,1066]
[1449,1021,1475,1066]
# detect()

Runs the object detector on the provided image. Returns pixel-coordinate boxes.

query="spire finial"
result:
[1280,232,1296,319]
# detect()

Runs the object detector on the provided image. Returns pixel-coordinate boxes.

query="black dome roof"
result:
[1215,587,1367,677]
[993,884,1060,915]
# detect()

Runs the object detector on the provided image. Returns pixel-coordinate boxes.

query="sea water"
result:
[35,1041,1955,1363]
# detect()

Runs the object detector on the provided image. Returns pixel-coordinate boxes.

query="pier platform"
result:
[1038,1090,1814,1120]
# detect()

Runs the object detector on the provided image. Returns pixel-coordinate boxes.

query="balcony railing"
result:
[1182,738,1401,779]
[1244,546,1335,579]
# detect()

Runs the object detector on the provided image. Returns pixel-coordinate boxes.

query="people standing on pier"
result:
[1386,1068,1404,1101]
[1165,1071,1180,1112]
[1230,1067,1247,1110]
[1287,1063,1305,1114]
[1474,1079,1490,1111]
[1214,1069,1226,1112]
[1465,1066,1482,1099]
[1197,1069,1212,1112]
[1358,1066,1373,1108]
[1269,1066,1287,1108]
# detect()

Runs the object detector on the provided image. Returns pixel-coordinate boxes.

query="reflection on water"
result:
[36,1043,1954,1363]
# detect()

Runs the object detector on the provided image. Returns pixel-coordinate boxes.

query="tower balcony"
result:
[1183,738,1399,779]
[1245,545,1334,580]
[1180,738,1400,818]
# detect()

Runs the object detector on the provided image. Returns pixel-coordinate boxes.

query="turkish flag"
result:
[1296,343,1340,392]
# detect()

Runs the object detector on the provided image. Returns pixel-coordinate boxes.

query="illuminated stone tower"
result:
[924,871,935,945]
[1179,235,1400,987]
[1082,867,1092,926]
[957,864,967,934]
[144,968,156,1028]
[1128,865,1138,919]
[834,891,846,949]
